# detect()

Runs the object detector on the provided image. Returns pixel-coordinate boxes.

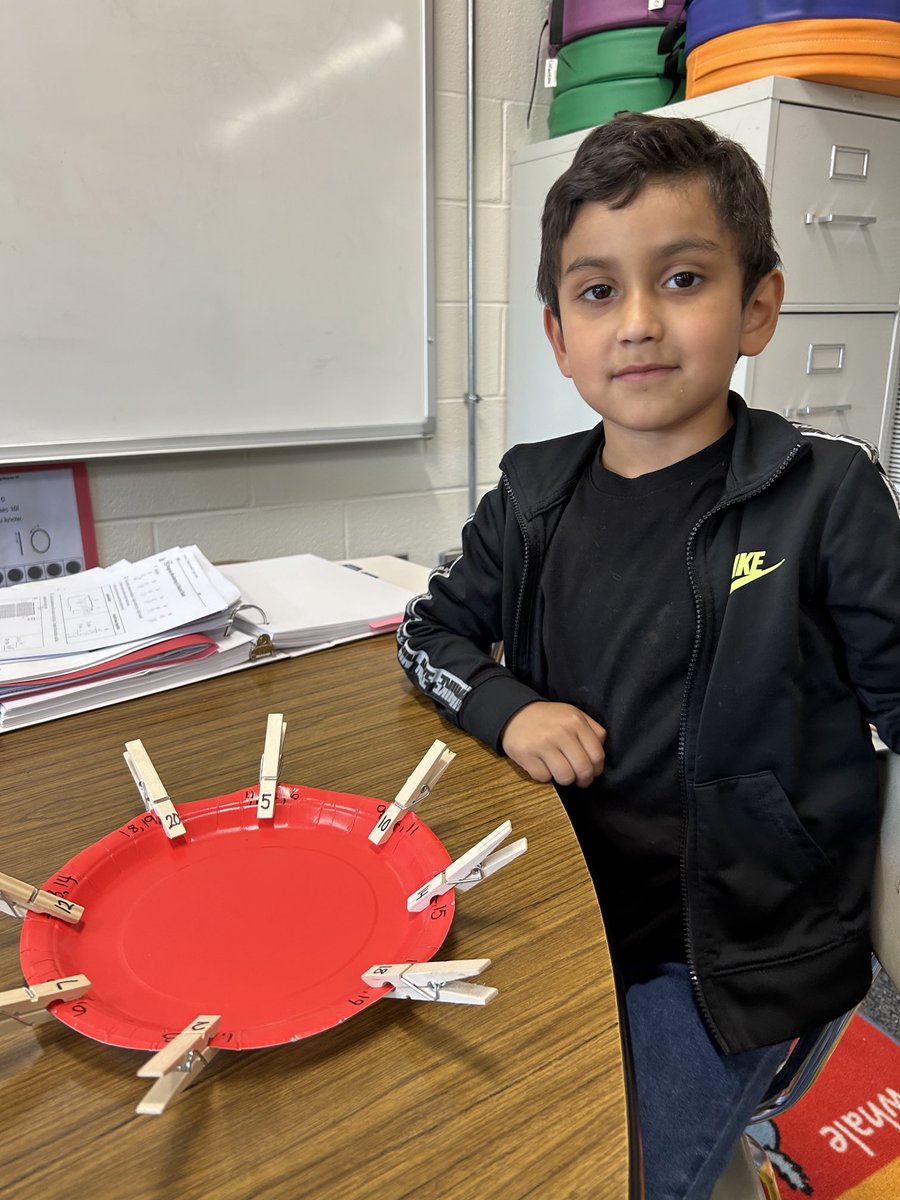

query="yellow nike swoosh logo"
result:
[730,559,785,593]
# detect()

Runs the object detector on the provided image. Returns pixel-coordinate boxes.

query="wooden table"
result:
[0,637,636,1199]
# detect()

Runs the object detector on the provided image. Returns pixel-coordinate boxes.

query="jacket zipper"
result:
[678,445,801,1051]
[503,473,531,672]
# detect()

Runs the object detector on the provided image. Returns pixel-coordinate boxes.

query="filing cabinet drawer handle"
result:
[829,145,869,180]
[804,212,877,227]
[806,343,845,374]
[785,404,852,418]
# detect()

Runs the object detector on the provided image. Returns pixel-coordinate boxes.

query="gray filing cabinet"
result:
[507,76,900,484]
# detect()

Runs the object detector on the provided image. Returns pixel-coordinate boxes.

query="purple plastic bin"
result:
[549,0,688,54]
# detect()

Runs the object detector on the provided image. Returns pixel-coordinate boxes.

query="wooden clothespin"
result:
[407,820,527,912]
[136,1014,221,1115]
[0,870,84,924]
[123,739,186,840]
[362,959,497,1005]
[0,975,91,1026]
[368,739,456,845]
[257,712,286,820]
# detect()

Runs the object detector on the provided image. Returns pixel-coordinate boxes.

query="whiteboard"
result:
[0,1,435,461]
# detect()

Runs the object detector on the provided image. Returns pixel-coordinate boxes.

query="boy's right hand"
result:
[500,702,606,788]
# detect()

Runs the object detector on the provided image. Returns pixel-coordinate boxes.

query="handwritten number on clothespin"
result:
[257,713,286,820]
[135,1014,221,1115]
[406,820,527,912]
[123,740,186,840]
[0,870,85,924]
[361,960,498,1006]
[368,740,456,845]
[0,975,91,1025]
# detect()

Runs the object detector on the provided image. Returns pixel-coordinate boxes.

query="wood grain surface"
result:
[0,637,635,1199]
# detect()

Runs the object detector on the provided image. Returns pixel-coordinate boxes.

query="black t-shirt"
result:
[541,427,735,964]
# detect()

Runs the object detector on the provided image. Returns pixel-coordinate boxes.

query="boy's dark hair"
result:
[537,111,780,319]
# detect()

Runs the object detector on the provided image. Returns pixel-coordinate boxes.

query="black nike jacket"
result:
[397,394,900,1053]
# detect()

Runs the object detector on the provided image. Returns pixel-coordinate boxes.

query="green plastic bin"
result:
[550,76,686,136]
[549,25,685,136]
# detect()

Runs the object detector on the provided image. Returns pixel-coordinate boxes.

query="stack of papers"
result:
[0,550,422,732]
[0,630,255,731]
[0,546,249,728]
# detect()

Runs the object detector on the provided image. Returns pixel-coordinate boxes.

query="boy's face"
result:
[543,178,782,472]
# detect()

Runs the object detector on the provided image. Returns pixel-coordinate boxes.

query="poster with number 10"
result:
[0,463,98,588]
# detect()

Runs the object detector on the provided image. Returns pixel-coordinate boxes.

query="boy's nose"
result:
[616,291,662,343]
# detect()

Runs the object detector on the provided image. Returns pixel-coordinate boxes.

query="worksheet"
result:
[0,547,239,659]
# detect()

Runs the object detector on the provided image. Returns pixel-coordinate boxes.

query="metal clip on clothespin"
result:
[123,739,186,840]
[368,739,456,845]
[0,975,91,1027]
[136,1014,221,1115]
[361,960,497,1006]
[257,712,286,820]
[0,870,84,924]
[406,820,527,913]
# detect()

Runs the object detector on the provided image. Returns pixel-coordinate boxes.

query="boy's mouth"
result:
[612,363,676,382]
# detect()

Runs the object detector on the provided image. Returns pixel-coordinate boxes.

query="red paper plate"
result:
[19,784,455,1051]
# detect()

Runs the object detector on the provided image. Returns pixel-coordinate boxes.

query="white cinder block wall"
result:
[88,1,550,569]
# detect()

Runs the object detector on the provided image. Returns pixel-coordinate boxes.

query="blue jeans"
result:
[622,962,791,1200]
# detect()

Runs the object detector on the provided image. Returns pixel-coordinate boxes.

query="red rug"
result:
[752,1015,900,1198]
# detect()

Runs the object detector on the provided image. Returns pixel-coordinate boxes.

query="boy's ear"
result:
[543,306,573,378]
[739,269,784,359]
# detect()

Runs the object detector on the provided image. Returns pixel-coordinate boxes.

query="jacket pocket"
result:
[691,772,847,972]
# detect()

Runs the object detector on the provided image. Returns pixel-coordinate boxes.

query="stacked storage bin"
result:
[685,1,900,98]
[547,1,688,137]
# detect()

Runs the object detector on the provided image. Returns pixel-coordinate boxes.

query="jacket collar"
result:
[501,423,605,521]
[501,393,807,520]
[726,392,807,501]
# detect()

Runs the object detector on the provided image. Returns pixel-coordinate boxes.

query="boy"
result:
[397,112,900,1199]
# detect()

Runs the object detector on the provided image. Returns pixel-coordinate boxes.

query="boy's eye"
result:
[580,283,614,302]
[665,271,701,290]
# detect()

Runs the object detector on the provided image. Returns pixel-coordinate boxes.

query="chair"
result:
[711,748,900,1200]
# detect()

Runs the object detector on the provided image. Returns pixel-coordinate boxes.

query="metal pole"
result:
[464,0,481,516]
